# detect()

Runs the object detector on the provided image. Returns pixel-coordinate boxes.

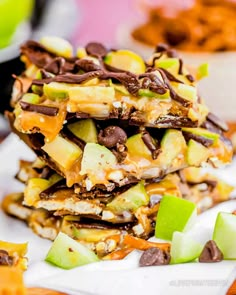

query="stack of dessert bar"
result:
[2,37,233,257]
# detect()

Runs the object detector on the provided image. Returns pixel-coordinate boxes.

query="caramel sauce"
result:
[19,104,67,142]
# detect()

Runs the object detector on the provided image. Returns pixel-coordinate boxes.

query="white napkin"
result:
[0,134,236,295]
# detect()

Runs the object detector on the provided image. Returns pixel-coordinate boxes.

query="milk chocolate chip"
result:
[98,126,127,148]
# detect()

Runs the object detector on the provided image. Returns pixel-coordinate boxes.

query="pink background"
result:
[72,0,194,47]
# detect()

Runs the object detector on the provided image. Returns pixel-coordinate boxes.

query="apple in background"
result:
[170,231,203,264]
[0,0,34,48]
[213,212,236,259]
[155,195,197,241]
[45,232,99,269]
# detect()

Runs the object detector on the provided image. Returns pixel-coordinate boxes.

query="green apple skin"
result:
[158,129,187,167]
[182,128,219,143]
[106,181,149,214]
[45,232,99,269]
[67,119,98,143]
[213,212,236,259]
[80,143,117,175]
[187,139,210,166]
[170,232,203,264]
[155,195,197,241]
[126,133,153,159]
[42,135,82,170]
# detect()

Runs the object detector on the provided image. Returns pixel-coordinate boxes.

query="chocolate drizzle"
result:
[22,40,195,107]
[141,131,161,159]
[158,69,192,107]
[19,101,59,116]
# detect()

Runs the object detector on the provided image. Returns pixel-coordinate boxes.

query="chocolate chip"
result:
[85,42,107,58]
[20,101,59,116]
[139,247,170,267]
[199,240,223,263]
[98,126,127,148]
[75,59,101,72]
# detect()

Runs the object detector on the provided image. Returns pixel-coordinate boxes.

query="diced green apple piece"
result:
[154,58,179,70]
[72,228,120,243]
[104,49,145,74]
[126,133,152,159]
[197,63,209,80]
[138,89,170,99]
[106,182,149,214]
[170,232,203,264]
[43,82,70,100]
[45,232,99,269]
[80,143,117,175]
[173,83,197,101]
[182,127,220,143]
[68,86,115,104]
[67,119,98,143]
[158,129,187,166]
[21,93,40,104]
[187,139,210,166]
[213,212,236,259]
[155,195,197,240]
[40,36,73,58]
[42,135,82,169]
[24,178,50,206]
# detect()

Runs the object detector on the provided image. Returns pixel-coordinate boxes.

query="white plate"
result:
[0,133,236,295]
[116,22,236,121]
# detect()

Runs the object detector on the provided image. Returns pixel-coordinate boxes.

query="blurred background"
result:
[0,0,236,137]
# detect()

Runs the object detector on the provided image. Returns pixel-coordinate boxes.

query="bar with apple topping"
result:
[3,37,234,262]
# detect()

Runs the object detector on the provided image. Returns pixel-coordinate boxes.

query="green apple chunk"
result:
[68,86,115,104]
[213,212,236,259]
[104,49,145,74]
[173,83,197,101]
[43,82,70,101]
[138,89,170,99]
[187,139,210,166]
[182,128,220,143]
[158,129,187,166]
[170,232,203,264]
[21,93,40,104]
[106,182,149,214]
[197,63,209,80]
[45,232,99,269]
[40,36,73,58]
[67,119,98,143]
[80,143,117,175]
[155,195,197,240]
[42,135,82,169]
[126,133,152,159]
[24,178,50,206]
[154,58,179,71]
